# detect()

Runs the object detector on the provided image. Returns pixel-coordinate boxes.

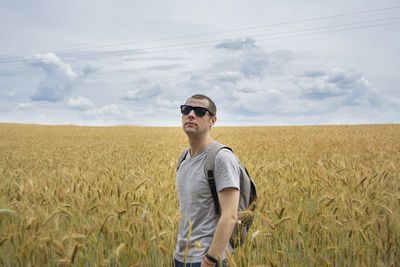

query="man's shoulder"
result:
[215,146,234,156]
[214,146,239,164]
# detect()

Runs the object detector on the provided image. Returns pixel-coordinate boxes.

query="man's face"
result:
[182,98,216,136]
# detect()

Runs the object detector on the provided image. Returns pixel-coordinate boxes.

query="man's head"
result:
[185,94,217,117]
[181,94,217,136]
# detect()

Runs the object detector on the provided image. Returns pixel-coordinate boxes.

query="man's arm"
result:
[204,187,239,263]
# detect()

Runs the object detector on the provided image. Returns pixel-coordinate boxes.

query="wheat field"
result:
[0,123,399,266]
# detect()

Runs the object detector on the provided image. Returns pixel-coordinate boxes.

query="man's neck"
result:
[188,135,214,156]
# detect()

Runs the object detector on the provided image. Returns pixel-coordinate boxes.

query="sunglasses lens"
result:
[194,107,207,117]
[180,105,192,115]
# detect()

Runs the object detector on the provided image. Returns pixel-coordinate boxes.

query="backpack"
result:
[177,142,257,248]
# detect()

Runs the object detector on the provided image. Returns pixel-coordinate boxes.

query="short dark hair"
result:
[186,94,217,116]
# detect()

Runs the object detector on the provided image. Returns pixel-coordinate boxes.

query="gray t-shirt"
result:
[174,142,240,263]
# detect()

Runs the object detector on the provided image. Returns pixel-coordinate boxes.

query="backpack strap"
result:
[177,148,190,171]
[204,142,233,215]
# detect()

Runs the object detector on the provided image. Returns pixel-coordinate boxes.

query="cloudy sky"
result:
[1,0,399,126]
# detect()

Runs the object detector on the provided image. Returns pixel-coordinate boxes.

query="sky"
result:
[1,0,399,126]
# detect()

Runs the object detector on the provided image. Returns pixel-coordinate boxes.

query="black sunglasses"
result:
[180,105,214,117]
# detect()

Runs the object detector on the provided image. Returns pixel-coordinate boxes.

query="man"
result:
[174,94,240,267]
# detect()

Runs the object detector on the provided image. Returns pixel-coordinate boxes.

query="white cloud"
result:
[27,52,79,102]
[66,96,94,110]
[205,39,294,82]
[181,49,390,121]
[155,95,182,109]
[86,104,121,116]
[123,83,161,101]
[215,37,257,50]
[124,90,147,100]
[231,88,290,115]
[295,68,384,109]
[17,102,33,109]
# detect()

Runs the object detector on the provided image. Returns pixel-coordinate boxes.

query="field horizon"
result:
[1,122,399,128]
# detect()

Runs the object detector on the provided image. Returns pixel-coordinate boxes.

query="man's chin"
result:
[183,127,198,135]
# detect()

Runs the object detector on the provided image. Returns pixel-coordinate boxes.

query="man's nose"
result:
[188,109,196,117]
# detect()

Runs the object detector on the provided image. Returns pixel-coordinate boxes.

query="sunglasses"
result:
[180,105,214,117]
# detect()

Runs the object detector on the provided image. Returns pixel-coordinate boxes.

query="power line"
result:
[0,7,399,65]
[124,21,400,54]
[85,16,400,53]
[1,20,399,66]
[256,21,400,44]
[26,6,400,53]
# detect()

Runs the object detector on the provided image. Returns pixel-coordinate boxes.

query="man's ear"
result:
[209,116,217,128]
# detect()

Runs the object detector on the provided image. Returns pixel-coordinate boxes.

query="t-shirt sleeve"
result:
[214,149,240,192]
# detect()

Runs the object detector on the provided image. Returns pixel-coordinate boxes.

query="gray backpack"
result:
[177,142,257,248]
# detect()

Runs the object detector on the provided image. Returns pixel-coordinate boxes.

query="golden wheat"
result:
[0,123,399,266]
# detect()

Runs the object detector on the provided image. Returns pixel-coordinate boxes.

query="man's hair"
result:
[186,94,217,116]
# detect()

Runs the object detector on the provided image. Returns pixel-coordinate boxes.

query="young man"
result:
[174,94,240,267]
